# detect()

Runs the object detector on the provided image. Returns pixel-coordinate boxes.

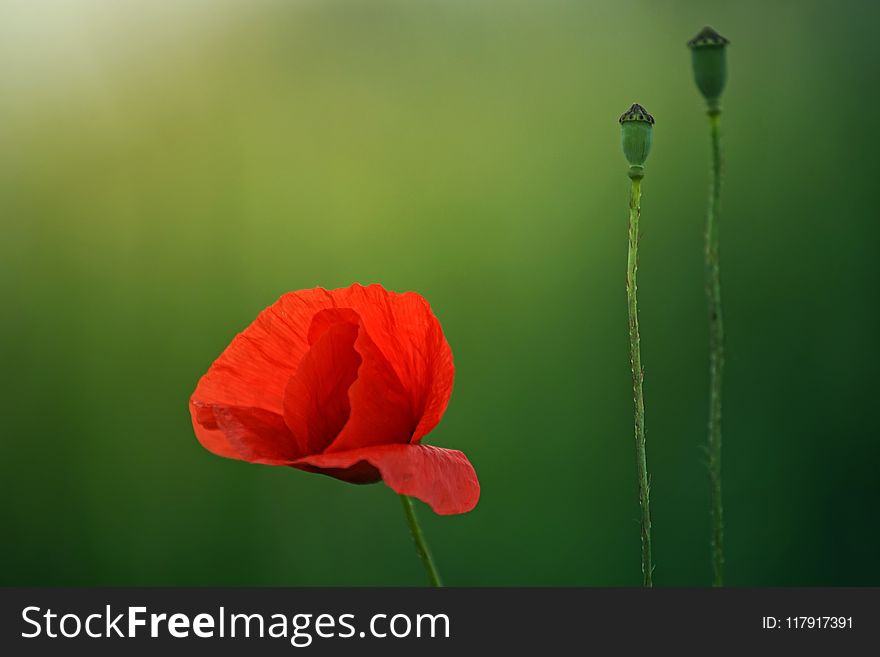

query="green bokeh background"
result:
[2,0,878,586]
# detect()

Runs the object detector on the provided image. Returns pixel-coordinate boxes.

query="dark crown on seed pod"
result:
[619,103,654,177]
[688,26,730,110]
[687,26,729,49]
[619,103,655,125]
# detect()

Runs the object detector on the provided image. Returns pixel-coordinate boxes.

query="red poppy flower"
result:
[189,284,479,515]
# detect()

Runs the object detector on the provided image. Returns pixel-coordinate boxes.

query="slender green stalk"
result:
[688,24,729,588]
[619,103,655,586]
[626,176,653,587]
[399,495,442,587]
[705,109,725,586]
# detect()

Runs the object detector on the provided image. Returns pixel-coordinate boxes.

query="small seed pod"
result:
[619,103,654,179]
[688,26,729,111]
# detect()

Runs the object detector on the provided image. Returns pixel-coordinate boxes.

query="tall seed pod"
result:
[688,26,729,114]
[619,102,655,586]
[619,103,655,179]
[689,25,730,587]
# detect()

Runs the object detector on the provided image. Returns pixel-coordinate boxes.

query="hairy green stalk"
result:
[400,495,442,587]
[705,110,724,586]
[627,176,653,587]
[619,102,655,586]
[689,25,729,587]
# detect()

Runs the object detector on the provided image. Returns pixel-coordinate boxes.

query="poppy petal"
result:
[325,325,416,452]
[282,314,361,455]
[189,401,243,461]
[294,444,480,515]
[329,285,455,444]
[190,288,343,462]
[410,326,453,444]
[190,402,297,464]
[192,288,339,415]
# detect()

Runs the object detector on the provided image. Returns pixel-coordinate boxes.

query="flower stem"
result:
[626,175,653,587]
[399,495,442,587]
[705,109,725,587]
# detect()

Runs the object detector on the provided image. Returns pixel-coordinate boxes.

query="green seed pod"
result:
[688,26,729,112]
[619,103,654,179]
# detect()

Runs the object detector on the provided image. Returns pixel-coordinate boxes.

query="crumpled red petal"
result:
[190,403,297,465]
[191,288,340,416]
[293,444,480,515]
[283,313,361,455]
[325,285,454,444]
[324,323,416,452]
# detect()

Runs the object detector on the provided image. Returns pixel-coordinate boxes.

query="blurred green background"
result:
[2,0,878,586]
